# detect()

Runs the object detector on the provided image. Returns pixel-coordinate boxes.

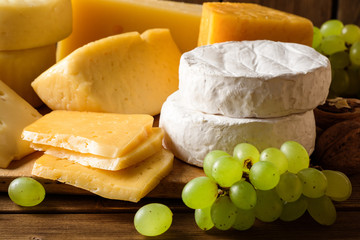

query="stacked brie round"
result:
[160,40,331,167]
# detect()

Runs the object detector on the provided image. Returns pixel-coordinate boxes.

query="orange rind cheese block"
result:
[198,2,313,47]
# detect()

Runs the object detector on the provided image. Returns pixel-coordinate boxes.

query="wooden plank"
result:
[338,0,360,25]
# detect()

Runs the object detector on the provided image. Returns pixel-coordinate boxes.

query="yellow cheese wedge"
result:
[198,2,313,47]
[32,149,174,202]
[22,110,154,158]
[0,80,42,168]
[0,44,56,107]
[30,128,164,171]
[0,0,72,50]
[56,0,201,60]
[32,29,181,116]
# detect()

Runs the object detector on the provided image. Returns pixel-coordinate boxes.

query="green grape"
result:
[344,65,360,97]
[297,168,327,198]
[259,147,288,174]
[280,195,308,222]
[329,51,350,69]
[229,180,257,210]
[320,19,344,37]
[306,195,336,225]
[232,208,256,231]
[322,170,352,201]
[181,176,218,209]
[320,35,347,55]
[249,161,280,190]
[312,26,323,49]
[341,24,360,44]
[134,203,172,236]
[8,177,45,207]
[203,150,230,181]
[350,41,360,66]
[195,207,214,231]
[275,172,303,202]
[211,195,238,230]
[330,68,350,95]
[212,155,243,187]
[280,141,309,173]
[254,189,283,222]
[233,142,260,173]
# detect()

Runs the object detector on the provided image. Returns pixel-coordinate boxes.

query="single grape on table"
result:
[8,177,45,207]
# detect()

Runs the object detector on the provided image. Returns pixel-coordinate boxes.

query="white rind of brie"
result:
[159,91,316,167]
[178,40,331,118]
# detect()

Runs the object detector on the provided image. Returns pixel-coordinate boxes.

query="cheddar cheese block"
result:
[22,110,154,159]
[56,0,202,60]
[0,80,42,168]
[0,0,72,50]
[198,2,313,47]
[30,128,164,171]
[32,149,174,202]
[32,29,181,116]
[0,44,56,107]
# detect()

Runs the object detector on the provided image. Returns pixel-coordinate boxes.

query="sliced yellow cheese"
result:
[32,29,181,116]
[32,149,174,202]
[0,44,56,107]
[198,2,313,47]
[30,128,164,171]
[56,0,201,60]
[22,110,154,158]
[0,0,72,50]
[0,80,42,168]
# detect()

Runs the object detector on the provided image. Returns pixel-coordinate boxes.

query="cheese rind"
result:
[198,2,313,47]
[0,0,72,50]
[32,149,174,202]
[56,0,201,60]
[22,110,154,158]
[159,92,316,167]
[0,80,42,168]
[32,29,181,116]
[30,128,164,171]
[179,40,331,118]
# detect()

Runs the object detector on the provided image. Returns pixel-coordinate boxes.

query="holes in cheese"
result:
[22,110,154,159]
[31,149,174,202]
[198,2,314,47]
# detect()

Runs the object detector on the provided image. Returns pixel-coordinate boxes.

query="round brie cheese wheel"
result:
[179,40,331,118]
[159,91,316,167]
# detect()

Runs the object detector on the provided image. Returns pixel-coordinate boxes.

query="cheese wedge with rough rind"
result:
[22,110,154,158]
[30,128,164,171]
[32,149,174,202]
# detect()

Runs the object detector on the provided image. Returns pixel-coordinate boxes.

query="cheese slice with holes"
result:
[22,110,154,158]
[0,80,41,168]
[32,149,174,202]
[30,128,164,171]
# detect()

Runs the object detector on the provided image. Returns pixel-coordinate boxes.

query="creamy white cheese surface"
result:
[179,40,331,118]
[159,91,316,167]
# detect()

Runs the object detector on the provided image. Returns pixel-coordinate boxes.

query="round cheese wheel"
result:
[0,0,72,50]
[179,40,331,118]
[159,91,316,167]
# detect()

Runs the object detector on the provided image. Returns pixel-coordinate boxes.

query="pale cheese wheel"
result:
[0,0,72,50]
[179,40,331,118]
[159,91,316,167]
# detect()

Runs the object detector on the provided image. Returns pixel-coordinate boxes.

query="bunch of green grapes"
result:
[313,20,360,98]
[181,141,352,231]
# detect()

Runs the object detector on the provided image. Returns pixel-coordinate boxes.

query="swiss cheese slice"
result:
[0,0,72,50]
[198,2,313,47]
[56,0,202,60]
[159,91,316,167]
[179,40,331,118]
[32,29,181,116]
[22,110,154,159]
[30,128,164,171]
[32,149,174,202]
[0,80,42,168]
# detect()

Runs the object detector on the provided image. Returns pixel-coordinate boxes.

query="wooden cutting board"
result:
[0,151,205,199]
